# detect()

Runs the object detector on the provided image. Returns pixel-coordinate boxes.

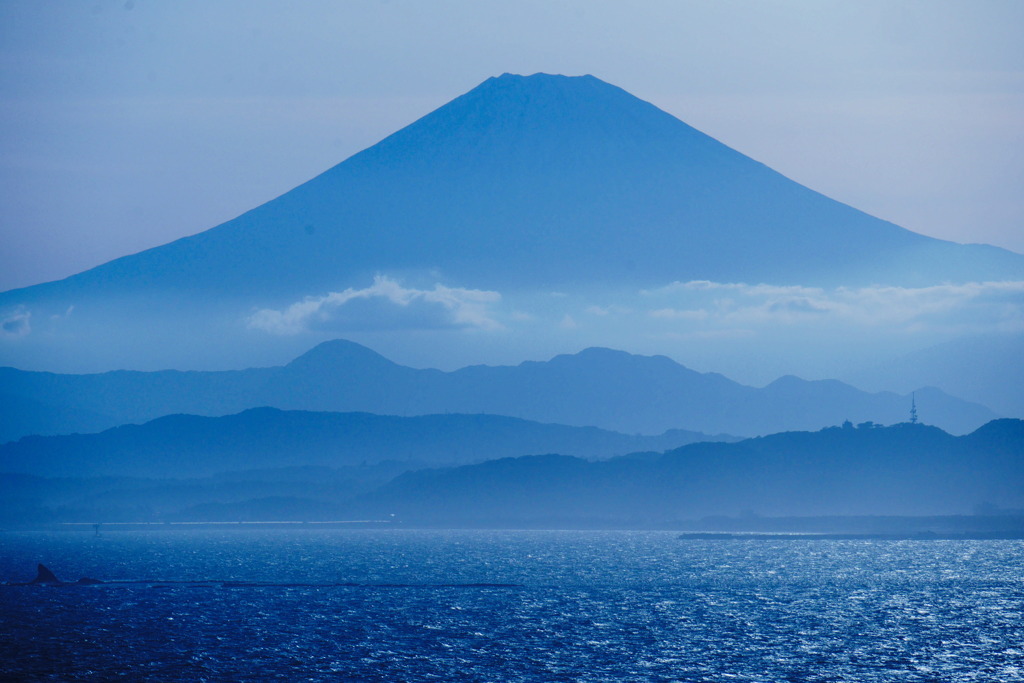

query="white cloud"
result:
[50,305,74,321]
[649,307,710,321]
[0,308,31,337]
[660,328,757,341]
[248,276,502,335]
[586,304,633,317]
[641,280,1024,333]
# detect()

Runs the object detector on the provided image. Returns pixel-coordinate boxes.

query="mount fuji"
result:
[2,73,1021,374]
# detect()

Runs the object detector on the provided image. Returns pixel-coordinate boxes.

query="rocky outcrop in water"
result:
[25,563,102,586]
[31,563,60,584]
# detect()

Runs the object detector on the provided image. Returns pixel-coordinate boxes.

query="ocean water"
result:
[1,529,1022,681]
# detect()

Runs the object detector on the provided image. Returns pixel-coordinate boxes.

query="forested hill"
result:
[353,419,1024,523]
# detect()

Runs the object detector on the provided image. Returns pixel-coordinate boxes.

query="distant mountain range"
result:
[354,419,1024,524]
[0,339,997,444]
[1,73,1017,531]
[2,72,1021,373]
[5,419,1021,527]
[848,331,1024,418]
[0,407,718,479]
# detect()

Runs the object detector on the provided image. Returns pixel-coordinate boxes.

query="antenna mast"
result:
[909,392,918,424]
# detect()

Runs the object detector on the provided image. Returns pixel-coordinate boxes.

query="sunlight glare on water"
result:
[1,529,1022,681]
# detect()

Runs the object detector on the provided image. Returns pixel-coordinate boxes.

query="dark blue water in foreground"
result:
[2,529,1022,681]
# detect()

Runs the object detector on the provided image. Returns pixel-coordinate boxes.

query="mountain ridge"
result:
[0,338,998,444]
[352,419,1024,523]
[0,407,725,479]
[4,417,1020,526]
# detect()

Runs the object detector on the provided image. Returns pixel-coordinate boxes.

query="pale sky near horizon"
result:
[1,0,1022,292]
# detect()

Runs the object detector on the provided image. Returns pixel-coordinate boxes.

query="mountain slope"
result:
[2,74,1022,367]
[354,420,1024,523]
[7,418,1019,526]
[0,407,717,478]
[847,332,1024,418]
[0,339,998,443]
[4,72,1019,376]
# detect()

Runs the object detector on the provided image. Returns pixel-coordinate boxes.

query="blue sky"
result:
[1,0,1022,292]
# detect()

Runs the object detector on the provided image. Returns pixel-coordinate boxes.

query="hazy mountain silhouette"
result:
[0,392,117,442]
[6,72,1021,307]
[2,73,1021,373]
[0,466,403,526]
[0,407,718,478]
[354,419,1024,524]
[0,339,997,444]
[848,331,1024,418]
[7,419,1020,527]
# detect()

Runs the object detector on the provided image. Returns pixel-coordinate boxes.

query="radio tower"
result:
[909,392,918,424]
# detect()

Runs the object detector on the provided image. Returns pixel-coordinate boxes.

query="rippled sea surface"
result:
[1,529,1022,681]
